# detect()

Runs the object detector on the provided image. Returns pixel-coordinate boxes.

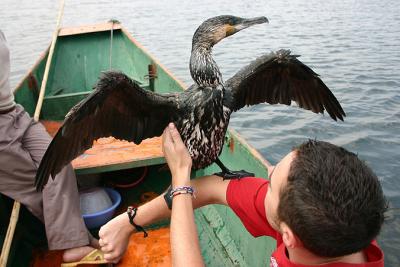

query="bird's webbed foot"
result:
[214,169,255,180]
[213,158,255,180]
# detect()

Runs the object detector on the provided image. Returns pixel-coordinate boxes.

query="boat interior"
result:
[0,23,273,267]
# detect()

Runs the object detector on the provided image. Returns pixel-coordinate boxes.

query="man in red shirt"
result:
[99,124,386,266]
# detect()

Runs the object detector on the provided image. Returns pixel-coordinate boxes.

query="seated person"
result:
[0,30,102,264]
[99,124,386,266]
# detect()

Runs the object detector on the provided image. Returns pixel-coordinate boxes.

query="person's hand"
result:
[162,123,192,186]
[98,213,134,263]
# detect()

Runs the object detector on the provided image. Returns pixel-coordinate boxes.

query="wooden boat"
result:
[0,22,275,266]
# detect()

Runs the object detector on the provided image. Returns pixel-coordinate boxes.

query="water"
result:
[1,0,399,265]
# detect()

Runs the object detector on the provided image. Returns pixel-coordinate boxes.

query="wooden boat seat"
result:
[40,121,165,175]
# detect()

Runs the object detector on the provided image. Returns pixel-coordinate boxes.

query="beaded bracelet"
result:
[163,185,195,209]
[169,186,195,198]
[171,190,193,198]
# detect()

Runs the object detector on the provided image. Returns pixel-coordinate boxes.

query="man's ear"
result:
[280,222,301,249]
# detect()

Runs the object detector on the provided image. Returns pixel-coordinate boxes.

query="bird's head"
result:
[192,15,268,48]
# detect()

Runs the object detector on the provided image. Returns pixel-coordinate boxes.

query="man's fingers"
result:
[99,238,114,254]
[103,252,115,262]
[99,238,107,247]
[104,251,122,263]
[98,228,104,238]
[162,123,176,157]
[101,244,113,253]
[168,123,183,144]
[162,127,168,144]
[163,125,174,144]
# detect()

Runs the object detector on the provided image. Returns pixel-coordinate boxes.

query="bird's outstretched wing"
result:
[35,71,178,191]
[224,49,345,121]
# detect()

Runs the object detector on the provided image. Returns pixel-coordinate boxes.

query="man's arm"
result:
[99,174,229,262]
[164,122,203,266]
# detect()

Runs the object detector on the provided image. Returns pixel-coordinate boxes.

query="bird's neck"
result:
[190,43,223,88]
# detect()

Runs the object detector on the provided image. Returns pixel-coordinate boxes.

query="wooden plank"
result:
[40,121,164,174]
[58,22,122,37]
[42,93,91,121]
[73,136,164,173]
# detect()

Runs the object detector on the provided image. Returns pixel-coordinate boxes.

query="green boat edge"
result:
[0,22,275,266]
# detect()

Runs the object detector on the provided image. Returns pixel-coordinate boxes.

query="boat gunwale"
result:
[57,22,122,37]
[13,22,187,93]
[13,47,49,94]
[228,128,273,170]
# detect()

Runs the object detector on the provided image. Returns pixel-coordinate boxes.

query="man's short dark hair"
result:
[277,140,387,257]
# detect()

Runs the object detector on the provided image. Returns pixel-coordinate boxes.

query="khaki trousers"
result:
[0,105,89,249]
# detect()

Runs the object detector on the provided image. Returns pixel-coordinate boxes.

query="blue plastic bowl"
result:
[82,187,121,229]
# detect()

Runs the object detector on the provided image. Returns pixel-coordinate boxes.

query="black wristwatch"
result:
[163,185,173,210]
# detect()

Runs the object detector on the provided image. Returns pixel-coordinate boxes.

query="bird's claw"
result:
[214,170,255,180]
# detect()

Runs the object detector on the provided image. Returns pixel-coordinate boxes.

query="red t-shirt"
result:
[226,177,384,267]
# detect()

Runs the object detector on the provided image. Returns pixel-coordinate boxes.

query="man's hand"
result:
[162,123,192,186]
[98,123,228,263]
[99,213,134,263]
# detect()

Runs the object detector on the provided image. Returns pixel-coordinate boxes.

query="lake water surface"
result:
[1,0,399,265]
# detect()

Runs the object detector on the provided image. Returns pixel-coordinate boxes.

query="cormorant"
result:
[35,15,345,190]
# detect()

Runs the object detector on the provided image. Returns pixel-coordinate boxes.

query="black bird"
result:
[35,15,345,190]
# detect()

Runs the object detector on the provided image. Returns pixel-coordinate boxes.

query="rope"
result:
[109,20,114,70]
[108,19,120,70]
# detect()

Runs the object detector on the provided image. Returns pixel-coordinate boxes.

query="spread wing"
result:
[225,49,345,121]
[35,71,178,191]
